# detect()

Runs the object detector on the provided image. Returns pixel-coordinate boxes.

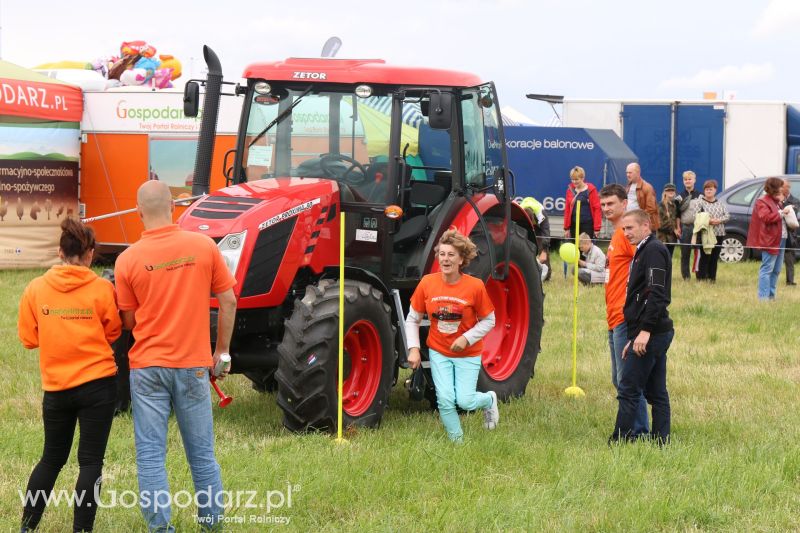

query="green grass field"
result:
[1,257,799,532]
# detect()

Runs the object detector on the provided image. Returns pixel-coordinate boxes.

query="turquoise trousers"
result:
[429,349,493,441]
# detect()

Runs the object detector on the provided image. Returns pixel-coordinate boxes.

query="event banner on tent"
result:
[0,121,79,268]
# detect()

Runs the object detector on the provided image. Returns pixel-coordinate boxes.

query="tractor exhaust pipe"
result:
[192,45,223,197]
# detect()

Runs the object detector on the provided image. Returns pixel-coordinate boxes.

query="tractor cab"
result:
[198,57,514,288]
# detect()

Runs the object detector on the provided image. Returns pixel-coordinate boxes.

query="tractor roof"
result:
[243,58,484,88]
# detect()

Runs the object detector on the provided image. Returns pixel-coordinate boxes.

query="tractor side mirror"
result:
[183,82,200,117]
[493,167,507,203]
[428,92,453,130]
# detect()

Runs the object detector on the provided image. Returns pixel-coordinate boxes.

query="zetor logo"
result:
[292,71,327,80]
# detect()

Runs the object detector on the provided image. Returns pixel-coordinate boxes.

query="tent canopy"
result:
[506,126,637,213]
[0,60,83,122]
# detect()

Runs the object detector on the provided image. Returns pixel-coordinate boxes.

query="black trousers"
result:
[679,225,696,279]
[785,243,796,284]
[22,376,116,532]
[611,329,674,444]
[697,235,722,281]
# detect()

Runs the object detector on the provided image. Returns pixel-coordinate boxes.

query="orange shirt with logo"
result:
[605,226,635,329]
[410,273,494,357]
[114,225,236,369]
[18,265,121,391]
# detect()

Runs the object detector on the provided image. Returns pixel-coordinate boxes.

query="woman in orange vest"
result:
[18,218,121,532]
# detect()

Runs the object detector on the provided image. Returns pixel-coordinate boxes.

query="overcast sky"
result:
[2,0,797,123]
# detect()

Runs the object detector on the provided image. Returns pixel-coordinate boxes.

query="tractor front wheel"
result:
[275,279,395,432]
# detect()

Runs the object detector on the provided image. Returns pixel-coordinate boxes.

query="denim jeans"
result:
[608,322,649,435]
[758,239,786,300]
[611,329,674,444]
[428,350,493,442]
[22,376,116,532]
[130,367,223,532]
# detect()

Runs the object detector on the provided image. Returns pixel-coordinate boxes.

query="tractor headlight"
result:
[218,230,247,276]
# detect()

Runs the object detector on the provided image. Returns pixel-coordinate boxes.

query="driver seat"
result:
[393,181,448,248]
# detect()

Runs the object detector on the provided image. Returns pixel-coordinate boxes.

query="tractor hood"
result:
[178,177,341,238]
[178,176,342,306]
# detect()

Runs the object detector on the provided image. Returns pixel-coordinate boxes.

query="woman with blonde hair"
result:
[405,229,498,442]
[564,165,602,239]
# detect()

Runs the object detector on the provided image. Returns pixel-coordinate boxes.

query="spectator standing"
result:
[564,166,602,239]
[610,209,674,445]
[576,232,606,285]
[625,162,659,231]
[405,229,499,443]
[114,181,237,531]
[657,183,681,256]
[692,180,729,282]
[747,177,788,300]
[781,179,799,286]
[676,170,701,280]
[520,197,552,282]
[599,184,649,436]
[18,218,121,533]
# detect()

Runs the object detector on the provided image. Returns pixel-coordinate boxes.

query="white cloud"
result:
[751,0,800,37]
[659,63,775,90]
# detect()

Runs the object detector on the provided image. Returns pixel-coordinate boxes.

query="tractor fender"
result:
[445,194,536,244]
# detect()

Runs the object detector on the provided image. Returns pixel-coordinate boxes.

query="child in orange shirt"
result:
[18,218,121,533]
[405,229,498,442]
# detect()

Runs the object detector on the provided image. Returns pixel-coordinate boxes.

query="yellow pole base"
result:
[334,437,350,445]
[564,386,586,398]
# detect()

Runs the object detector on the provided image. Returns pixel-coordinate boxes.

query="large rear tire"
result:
[275,279,395,432]
[466,223,544,400]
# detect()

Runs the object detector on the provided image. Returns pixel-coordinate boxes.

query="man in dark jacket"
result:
[609,209,674,445]
[782,179,799,285]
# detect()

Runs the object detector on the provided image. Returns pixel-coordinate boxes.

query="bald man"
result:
[625,163,659,231]
[114,180,237,531]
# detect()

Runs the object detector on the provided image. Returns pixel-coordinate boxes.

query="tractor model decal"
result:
[258,198,321,230]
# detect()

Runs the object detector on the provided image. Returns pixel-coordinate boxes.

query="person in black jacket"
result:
[609,209,674,445]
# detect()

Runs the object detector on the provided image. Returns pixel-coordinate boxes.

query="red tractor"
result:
[179,46,544,431]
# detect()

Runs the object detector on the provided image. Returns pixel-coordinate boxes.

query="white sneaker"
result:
[483,391,499,430]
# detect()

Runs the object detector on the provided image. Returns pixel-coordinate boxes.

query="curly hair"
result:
[435,229,478,268]
[764,177,784,197]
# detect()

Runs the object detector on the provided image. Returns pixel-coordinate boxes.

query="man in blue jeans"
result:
[599,184,649,436]
[610,209,674,445]
[116,181,237,531]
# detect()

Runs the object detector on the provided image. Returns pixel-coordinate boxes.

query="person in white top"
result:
[576,233,606,285]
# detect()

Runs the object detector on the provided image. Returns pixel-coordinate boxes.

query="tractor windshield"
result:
[241,86,395,202]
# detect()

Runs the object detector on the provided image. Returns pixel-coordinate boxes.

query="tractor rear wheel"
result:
[275,279,395,432]
[466,223,544,400]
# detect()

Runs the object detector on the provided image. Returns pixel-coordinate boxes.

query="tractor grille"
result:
[191,196,263,219]
[240,218,296,297]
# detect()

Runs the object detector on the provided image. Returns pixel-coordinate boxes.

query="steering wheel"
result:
[319,153,367,185]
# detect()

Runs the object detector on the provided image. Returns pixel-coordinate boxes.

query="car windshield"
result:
[241,87,395,201]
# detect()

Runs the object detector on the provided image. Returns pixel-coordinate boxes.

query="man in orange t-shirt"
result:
[115,181,236,532]
[600,183,649,436]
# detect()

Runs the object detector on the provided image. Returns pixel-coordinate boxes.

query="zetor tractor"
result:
[179,46,544,431]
